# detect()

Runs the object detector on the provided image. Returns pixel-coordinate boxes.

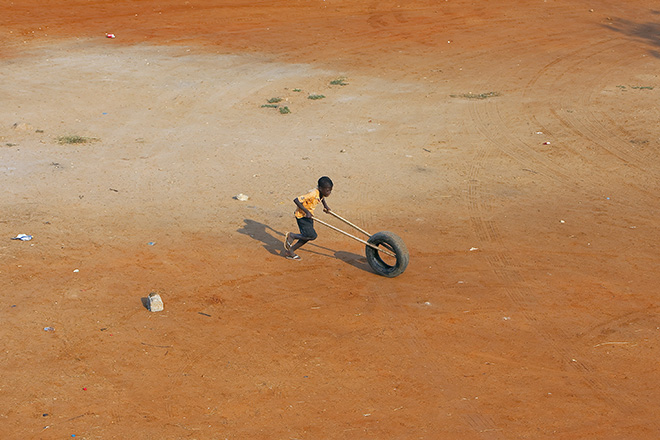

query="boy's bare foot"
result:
[284,232,292,250]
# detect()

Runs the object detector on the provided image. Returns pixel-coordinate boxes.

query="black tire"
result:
[365,231,409,277]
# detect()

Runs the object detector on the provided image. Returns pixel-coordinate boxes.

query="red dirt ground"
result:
[1,0,660,438]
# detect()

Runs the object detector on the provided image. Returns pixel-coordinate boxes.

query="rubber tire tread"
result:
[365,231,409,277]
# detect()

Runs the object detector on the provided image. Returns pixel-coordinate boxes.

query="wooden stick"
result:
[327,211,395,253]
[314,217,397,258]
[327,211,372,237]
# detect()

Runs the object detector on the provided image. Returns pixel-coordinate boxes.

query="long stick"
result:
[314,217,397,258]
[327,211,394,253]
[327,211,372,237]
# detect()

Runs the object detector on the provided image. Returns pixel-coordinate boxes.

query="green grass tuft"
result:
[57,135,92,144]
[279,106,291,114]
[307,94,325,100]
[450,92,500,100]
[330,77,348,86]
[267,97,283,103]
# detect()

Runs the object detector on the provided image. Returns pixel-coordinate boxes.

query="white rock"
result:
[148,292,164,312]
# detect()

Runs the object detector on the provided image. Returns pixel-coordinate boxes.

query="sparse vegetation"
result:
[293,88,302,92]
[308,94,325,100]
[260,96,291,114]
[57,135,93,144]
[450,92,500,100]
[617,85,654,90]
[330,77,348,86]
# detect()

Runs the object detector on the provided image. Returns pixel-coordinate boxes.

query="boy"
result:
[284,176,333,260]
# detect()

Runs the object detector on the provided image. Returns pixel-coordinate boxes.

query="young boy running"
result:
[284,176,333,260]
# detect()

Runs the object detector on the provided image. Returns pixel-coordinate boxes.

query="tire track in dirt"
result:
[334,89,506,435]
[464,36,656,425]
[475,38,646,195]
[541,50,656,170]
[378,303,504,439]
[328,113,505,436]
[466,36,653,235]
[522,38,659,203]
[586,305,659,332]
[529,52,660,246]
[465,109,536,324]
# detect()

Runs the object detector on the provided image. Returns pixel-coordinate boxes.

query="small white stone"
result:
[148,292,164,312]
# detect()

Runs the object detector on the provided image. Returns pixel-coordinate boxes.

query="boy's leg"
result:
[285,232,307,257]
[285,239,305,259]
[288,232,305,241]
[296,218,318,242]
[285,218,317,258]
[289,238,308,253]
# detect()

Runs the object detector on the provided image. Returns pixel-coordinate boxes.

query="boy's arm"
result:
[322,198,331,213]
[293,197,313,218]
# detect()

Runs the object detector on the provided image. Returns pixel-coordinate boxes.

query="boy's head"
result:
[318,176,333,197]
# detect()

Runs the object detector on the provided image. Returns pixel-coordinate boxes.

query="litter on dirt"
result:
[147,292,164,312]
[12,234,32,241]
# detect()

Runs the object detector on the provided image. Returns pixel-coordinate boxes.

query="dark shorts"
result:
[296,217,318,241]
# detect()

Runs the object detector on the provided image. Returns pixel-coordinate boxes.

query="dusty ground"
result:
[1,0,660,438]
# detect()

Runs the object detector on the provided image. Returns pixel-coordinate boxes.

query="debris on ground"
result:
[12,234,32,241]
[147,292,164,312]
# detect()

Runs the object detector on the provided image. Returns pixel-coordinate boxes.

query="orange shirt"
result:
[294,188,323,218]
